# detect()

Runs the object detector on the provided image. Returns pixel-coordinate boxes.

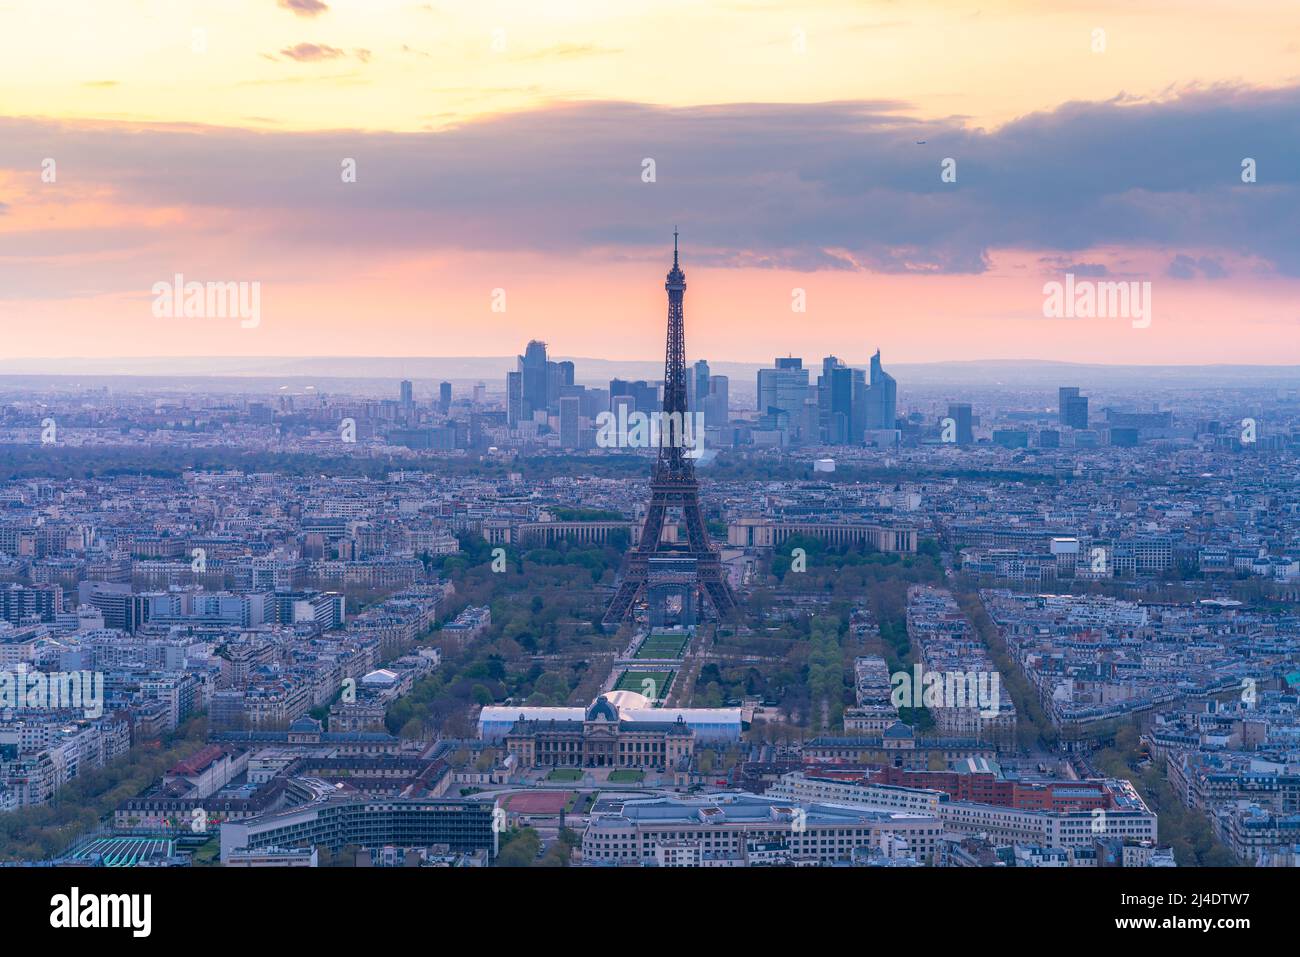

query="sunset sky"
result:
[1,0,1298,365]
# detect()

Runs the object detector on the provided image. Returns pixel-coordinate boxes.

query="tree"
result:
[495,827,542,867]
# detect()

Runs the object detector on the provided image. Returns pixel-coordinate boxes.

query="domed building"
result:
[477,692,741,772]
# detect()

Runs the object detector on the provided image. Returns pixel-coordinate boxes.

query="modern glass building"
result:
[220,797,496,863]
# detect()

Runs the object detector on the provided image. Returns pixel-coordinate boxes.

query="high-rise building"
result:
[706,374,729,428]
[800,399,820,445]
[1059,387,1089,429]
[0,583,61,623]
[609,378,630,411]
[692,360,711,415]
[519,340,549,418]
[829,365,855,445]
[506,372,523,427]
[610,379,659,414]
[866,350,897,430]
[438,381,451,414]
[817,356,844,442]
[81,582,149,634]
[850,367,869,443]
[558,395,581,449]
[546,361,564,413]
[757,358,810,432]
[948,402,974,445]
[399,380,413,408]
[582,387,609,419]
[611,394,636,434]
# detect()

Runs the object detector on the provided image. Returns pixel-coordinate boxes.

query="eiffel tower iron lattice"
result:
[602,232,739,627]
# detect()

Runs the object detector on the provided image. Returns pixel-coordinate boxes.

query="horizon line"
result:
[1,356,1300,370]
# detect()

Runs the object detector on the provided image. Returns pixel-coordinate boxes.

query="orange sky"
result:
[1,0,1298,364]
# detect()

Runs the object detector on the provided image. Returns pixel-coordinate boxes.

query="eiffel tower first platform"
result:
[602,232,739,628]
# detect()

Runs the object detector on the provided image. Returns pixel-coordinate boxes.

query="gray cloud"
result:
[278,0,329,17]
[0,85,1297,276]
[1168,253,1229,279]
[277,43,346,62]
[1041,258,1110,277]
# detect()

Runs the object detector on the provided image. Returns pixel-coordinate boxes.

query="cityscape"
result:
[1,0,1292,937]
[0,238,1295,881]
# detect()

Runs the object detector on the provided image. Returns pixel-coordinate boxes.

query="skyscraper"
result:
[438,381,452,414]
[850,367,868,443]
[609,379,659,415]
[818,355,844,442]
[757,359,809,418]
[866,349,897,430]
[519,340,549,419]
[948,402,974,445]
[692,360,711,416]
[399,380,413,407]
[1059,386,1089,429]
[757,357,811,444]
[506,371,523,427]
[546,360,564,414]
[558,395,580,449]
[707,374,729,429]
[611,393,635,433]
[829,365,855,444]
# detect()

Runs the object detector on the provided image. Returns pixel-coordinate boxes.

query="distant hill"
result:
[0,356,1296,392]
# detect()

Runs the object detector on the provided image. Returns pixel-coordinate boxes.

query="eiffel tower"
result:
[602,231,739,627]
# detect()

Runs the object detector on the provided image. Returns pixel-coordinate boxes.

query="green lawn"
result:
[615,670,674,700]
[607,769,645,784]
[547,768,583,782]
[634,632,690,659]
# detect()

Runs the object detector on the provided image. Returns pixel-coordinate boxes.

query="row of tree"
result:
[0,717,210,861]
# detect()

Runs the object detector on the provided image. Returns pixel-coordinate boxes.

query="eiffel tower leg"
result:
[702,578,738,619]
[682,499,712,553]
[684,499,738,619]
[639,501,667,549]
[602,578,643,627]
